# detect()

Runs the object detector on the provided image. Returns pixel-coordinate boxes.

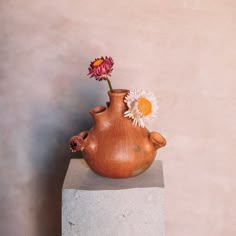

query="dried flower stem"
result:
[106,78,113,92]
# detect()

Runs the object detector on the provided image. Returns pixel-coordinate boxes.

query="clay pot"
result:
[73,89,166,178]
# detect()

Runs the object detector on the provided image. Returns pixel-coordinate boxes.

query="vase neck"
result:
[108,89,129,115]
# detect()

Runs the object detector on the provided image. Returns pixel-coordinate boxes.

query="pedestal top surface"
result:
[63,159,164,190]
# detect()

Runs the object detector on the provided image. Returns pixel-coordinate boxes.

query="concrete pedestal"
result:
[62,159,165,236]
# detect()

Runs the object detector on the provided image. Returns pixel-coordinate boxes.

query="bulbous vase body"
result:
[77,89,166,178]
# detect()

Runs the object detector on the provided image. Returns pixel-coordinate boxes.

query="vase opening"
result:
[91,106,107,114]
[109,89,129,95]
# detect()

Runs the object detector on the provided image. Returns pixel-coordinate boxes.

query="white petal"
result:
[124,89,159,128]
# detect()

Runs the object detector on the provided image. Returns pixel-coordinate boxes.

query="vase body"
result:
[78,89,166,178]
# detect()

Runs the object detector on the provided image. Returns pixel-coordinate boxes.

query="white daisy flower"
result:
[124,89,159,128]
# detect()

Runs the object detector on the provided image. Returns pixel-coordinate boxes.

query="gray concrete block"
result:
[62,159,165,236]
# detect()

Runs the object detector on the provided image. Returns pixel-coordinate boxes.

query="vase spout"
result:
[89,106,111,130]
[149,132,166,150]
[69,131,88,152]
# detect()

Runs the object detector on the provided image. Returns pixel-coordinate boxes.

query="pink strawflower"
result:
[88,56,114,81]
[69,135,84,152]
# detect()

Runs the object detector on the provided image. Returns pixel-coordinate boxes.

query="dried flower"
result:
[88,56,114,80]
[69,135,84,152]
[124,90,159,128]
[88,56,114,91]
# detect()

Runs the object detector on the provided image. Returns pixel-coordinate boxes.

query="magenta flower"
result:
[88,56,114,82]
[69,135,84,152]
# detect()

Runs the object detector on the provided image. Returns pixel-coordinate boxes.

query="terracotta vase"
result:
[75,89,166,178]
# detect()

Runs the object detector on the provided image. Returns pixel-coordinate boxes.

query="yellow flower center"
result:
[92,59,104,67]
[137,97,152,116]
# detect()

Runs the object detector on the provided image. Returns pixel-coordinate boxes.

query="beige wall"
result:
[0,0,236,235]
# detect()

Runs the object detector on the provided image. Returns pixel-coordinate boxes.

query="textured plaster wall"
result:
[0,0,235,235]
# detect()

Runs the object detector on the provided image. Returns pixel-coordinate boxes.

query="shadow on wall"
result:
[28,82,104,236]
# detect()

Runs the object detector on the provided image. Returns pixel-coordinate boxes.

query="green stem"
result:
[106,78,113,92]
